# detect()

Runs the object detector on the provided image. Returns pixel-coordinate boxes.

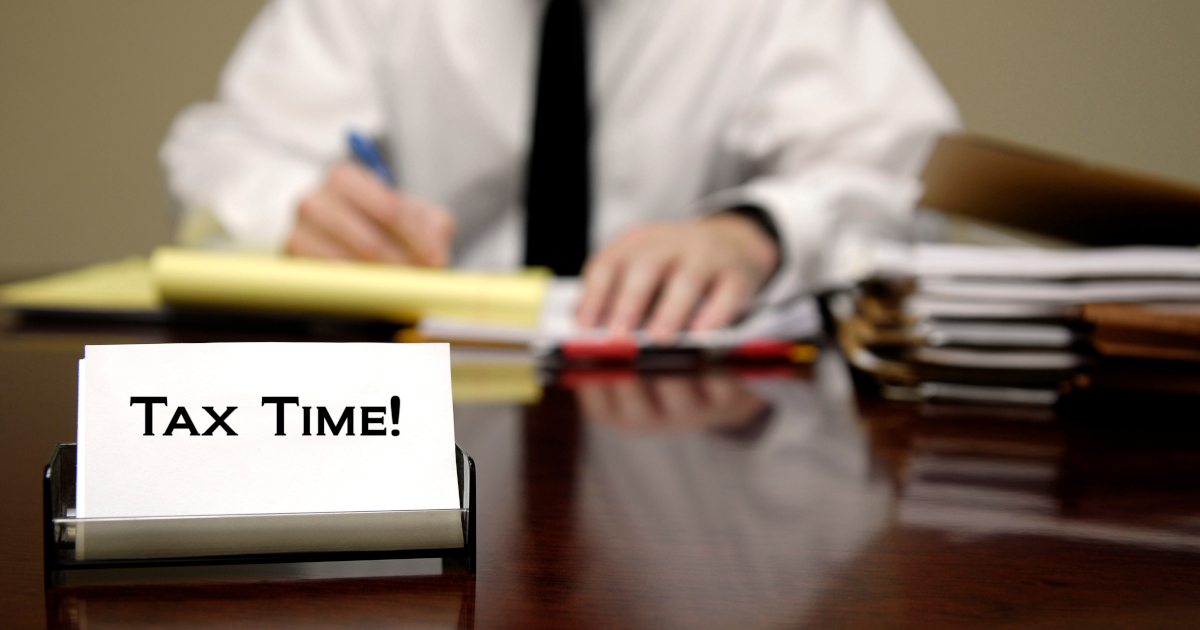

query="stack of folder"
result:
[832,243,1200,407]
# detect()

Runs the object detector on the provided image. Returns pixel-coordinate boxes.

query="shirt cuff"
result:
[703,165,923,307]
[211,159,325,252]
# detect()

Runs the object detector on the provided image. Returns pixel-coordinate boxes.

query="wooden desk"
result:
[2,314,1199,628]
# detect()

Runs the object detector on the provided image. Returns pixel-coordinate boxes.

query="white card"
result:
[77,343,459,518]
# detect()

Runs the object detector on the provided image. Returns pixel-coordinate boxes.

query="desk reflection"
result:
[27,331,1200,629]
[458,351,1200,628]
[862,394,1200,553]
[45,559,474,629]
[848,393,1200,627]
[538,354,892,627]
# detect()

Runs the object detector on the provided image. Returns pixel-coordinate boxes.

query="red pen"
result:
[555,337,817,366]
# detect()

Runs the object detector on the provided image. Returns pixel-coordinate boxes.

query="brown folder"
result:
[1083,303,1200,362]
[920,134,1200,246]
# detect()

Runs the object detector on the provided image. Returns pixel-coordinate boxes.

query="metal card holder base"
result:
[43,443,476,588]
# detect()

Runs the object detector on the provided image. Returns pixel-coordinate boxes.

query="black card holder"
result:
[43,443,476,588]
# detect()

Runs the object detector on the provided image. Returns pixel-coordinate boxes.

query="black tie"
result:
[523,0,590,277]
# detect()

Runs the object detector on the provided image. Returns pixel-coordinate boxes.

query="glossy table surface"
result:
[2,312,1200,629]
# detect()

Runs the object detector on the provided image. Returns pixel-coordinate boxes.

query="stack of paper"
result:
[834,243,1200,406]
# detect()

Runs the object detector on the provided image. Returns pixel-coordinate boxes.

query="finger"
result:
[699,375,738,408]
[653,377,701,428]
[328,164,448,266]
[296,189,415,264]
[286,221,355,260]
[575,384,614,425]
[700,375,765,429]
[645,265,707,343]
[723,392,769,430]
[381,196,456,267]
[408,201,456,266]
[690,272,752,331]
[610,379,659,431]
[576,229,648,329]
[605,254,671,336]
[576,255,619,330]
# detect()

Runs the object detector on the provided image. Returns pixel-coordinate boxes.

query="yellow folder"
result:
[151,248,548,326]
[1,248,549,327]
[0,257,160,312]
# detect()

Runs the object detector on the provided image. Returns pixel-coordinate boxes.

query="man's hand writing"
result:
[575,213,779,342]
[286,163,455,266]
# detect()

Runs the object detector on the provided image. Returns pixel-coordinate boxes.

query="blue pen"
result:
[347,130,395,186]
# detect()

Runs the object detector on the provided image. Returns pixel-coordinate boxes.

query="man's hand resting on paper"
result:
[286,163,456,266]
[575,213,780,342]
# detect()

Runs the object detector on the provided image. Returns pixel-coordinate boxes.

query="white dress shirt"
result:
[160,0,959,305]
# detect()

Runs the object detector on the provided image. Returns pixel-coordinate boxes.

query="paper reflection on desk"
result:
[569,353,891,626]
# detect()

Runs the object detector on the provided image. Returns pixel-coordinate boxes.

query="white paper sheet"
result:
[77,343,459,518]
[911,244,1200,280]
[418,278,823,350]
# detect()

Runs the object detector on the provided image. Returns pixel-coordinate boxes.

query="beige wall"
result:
[0,1,267,279]
[888,0,1200,186]
[2,1,1199,277]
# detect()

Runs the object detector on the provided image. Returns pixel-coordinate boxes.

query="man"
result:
[161,0,958,340]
